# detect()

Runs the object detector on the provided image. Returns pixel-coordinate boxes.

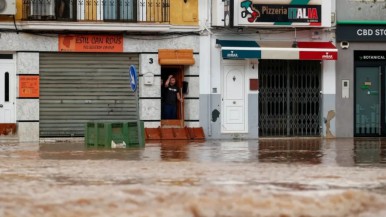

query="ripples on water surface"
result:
[0,138,386,216]
[37,138,386,167]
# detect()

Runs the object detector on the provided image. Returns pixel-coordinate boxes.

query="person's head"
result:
[170,77,176,86]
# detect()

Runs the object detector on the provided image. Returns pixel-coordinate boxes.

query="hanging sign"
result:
[129,65,138,92]
[59,35,123,52]
[19,75,39,98]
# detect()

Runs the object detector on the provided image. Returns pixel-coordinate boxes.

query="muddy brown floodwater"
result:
[0,138,386,217]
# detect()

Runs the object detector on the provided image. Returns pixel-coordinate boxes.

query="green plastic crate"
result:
[126,121,145,147]
[85,121,144,148]
[111,122,129,147]
[96,122,129,148]
[85,122,98,147]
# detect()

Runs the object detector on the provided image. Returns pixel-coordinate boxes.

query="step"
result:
[145,127,205,141]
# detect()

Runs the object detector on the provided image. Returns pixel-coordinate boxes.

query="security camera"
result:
[340,41,349,49]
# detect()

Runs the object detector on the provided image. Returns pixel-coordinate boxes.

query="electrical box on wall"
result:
[342,80,349,98]
[144,73,154,85]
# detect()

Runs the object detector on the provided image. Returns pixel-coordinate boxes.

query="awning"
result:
[216,40,338,60]
[158,49,195,65]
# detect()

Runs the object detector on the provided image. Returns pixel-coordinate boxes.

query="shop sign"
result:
[19,75,39,98]
[337,25,386,42]
[355,51,386,61]
[59,35,123,52]
[234,0,325,27]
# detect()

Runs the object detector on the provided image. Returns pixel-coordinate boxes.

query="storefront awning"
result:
[158,49,195,65]
[216,40,338,60]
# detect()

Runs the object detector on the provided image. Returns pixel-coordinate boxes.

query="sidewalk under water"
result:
[0,138,386,216]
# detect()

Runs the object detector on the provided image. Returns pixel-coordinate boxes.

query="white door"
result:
[222,65,246,133]
[0,63,16,123]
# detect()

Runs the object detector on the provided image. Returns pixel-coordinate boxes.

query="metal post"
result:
[136,78,143,146]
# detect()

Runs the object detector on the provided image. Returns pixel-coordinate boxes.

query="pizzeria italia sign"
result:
[233,0,330,27]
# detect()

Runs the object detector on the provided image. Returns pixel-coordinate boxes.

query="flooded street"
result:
[1,138,386,217]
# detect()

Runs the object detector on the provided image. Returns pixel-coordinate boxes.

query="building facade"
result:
[0,0,201,142]
[336,0,386,137]
[200,0,338,139]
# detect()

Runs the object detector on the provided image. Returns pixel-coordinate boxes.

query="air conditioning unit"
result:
[30,0,55,19]
[0,0,16,15]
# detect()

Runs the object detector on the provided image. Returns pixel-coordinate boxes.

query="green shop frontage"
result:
[336,24,386,137]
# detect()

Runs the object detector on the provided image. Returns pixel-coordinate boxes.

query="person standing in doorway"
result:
[163,75,183,119]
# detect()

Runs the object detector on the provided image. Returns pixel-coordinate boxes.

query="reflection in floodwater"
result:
[34,138,386,167]
[354,139,386,165]
[160,140,189,161]
[258,139,323,164]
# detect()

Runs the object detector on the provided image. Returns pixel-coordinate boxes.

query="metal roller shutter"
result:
[40,53,139,137]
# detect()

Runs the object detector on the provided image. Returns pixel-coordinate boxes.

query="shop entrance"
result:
[221,64,247,133]
[259,60,321,137]
[0,60,15,123]
[355,66,383,136]
[161,66,184,127]
[39,53,139,137]
[354,51,386,137]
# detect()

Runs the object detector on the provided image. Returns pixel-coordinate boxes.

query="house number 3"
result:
[149,58,154,64]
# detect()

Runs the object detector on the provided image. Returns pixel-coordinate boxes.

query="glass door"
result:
[355,67,381,136]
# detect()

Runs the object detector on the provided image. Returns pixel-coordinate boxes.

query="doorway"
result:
[259,60,321,137]
[221,63,247,133]
[161,66,184,127]
[354,66,386,136]
[0,61,16,123]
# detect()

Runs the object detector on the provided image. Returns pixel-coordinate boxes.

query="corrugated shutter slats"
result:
[40,53,139,137]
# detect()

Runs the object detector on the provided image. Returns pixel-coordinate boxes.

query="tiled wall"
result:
[16,52,40,142]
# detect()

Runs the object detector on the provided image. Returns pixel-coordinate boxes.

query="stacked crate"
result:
[85,121,145,148]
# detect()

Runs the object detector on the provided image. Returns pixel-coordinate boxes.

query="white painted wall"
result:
[322,60,336,95]
[210,37,222,94]
[199,36,212,95]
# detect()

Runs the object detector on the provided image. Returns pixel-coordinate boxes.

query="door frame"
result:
[354,61,386,137]
[160,65,185,127]
[221,60,248,133]
[0,56,16,124]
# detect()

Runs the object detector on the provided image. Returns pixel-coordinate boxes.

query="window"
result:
[5,72,9,102]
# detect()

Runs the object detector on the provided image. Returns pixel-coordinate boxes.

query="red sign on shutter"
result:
[19,76,39,98]
[59,35,124,52]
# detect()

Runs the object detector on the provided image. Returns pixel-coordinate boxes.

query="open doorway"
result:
[161,66,184,127]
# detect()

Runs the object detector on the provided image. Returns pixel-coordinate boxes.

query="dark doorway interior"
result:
[161,66,184,127]
[259,60,322,137]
